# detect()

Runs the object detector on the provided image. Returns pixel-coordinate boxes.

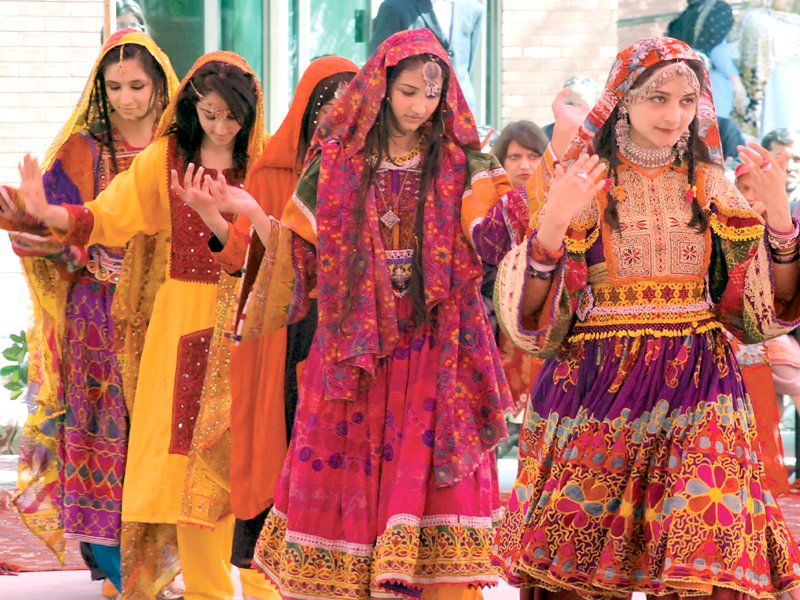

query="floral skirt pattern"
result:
[61,274,127,544]
[254,306,503,599]
[492,329,800,599]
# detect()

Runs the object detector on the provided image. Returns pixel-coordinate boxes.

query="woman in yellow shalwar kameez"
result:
[14,52,265,600]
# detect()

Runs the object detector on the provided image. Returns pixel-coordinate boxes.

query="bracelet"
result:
[528,264,555,280]
[529,233,565,265]
[772,251,800,264]
[766,219,800,250]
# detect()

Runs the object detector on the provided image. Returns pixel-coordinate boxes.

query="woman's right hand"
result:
[18,154,50,222]
[537,153,606,251]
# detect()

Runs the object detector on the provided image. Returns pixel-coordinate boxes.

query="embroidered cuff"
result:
[54,203,94,246]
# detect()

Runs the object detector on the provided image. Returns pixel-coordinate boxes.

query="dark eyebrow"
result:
[397,82,421,91]
[651,88,698,99]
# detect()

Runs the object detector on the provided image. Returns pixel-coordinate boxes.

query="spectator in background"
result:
[116,0,148,33]
[492,120,548,188]
[369,0,484,111]
[739,0,800,136]
[541,76,599,140]
[762,128,800,211]
[667,0,747,119]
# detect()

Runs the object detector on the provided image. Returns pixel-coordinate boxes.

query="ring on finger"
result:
[760,160,773,173]
[575,171,589,181]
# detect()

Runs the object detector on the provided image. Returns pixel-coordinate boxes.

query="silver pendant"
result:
[380,209,400,229]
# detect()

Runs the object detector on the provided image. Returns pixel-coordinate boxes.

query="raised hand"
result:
[737,141,792,231]
[204,174,260,218]
[537,154,606,252]
[551,87,592,158]
[17,154,50,222]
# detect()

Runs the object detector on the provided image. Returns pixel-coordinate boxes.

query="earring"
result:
[675,129,690,161]
[614,103,629,146]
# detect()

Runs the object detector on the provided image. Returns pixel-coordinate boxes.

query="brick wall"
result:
[500,1,620,128]
[0,0,105,186]
[0,1,104,394]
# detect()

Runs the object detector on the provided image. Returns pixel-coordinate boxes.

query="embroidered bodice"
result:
[576,163,716,337]
[87,130,142,283]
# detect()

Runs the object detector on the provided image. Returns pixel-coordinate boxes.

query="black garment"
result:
[285,300,318,437]
[79,542,107,581]
[542,122,555,141]
[231,508,270,568]
[666,0,734,55]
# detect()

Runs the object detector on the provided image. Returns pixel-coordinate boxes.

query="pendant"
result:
[380,209,400,230]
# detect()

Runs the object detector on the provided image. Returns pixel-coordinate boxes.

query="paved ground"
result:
[0,569,526,599]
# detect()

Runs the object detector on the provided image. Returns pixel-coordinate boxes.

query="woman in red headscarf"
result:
[200,28,524,599]
[492,37,800,598]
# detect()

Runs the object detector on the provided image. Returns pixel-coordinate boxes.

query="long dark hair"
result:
[168,61,257,179]
[343,54,451,328]
[89,43,169,175]
[297,72,355,171]
[600,59,711,233]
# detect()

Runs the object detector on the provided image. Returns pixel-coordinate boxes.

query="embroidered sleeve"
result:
[705,167,800,342]
[58,139,169,248]
[235,221,300,342]
[495,228,589,358]
[461,150,516,258]
[209,219,250,274]
[288,233,317,324]
[470,188,529,265]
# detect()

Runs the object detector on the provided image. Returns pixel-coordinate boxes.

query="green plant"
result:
[1,330,28,400]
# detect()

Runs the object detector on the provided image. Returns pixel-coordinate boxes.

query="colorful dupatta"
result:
[11,29,178,565]
[284,28,510,487]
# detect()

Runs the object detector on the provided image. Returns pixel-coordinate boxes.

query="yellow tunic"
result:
[63,136,233,523]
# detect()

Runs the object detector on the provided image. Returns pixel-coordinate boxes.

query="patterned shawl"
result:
[292,28,510,486]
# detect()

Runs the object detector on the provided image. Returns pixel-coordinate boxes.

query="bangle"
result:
[528,264,555,280]
[772,251,799,264]
[529,233,565,265]
[766,219,800,250]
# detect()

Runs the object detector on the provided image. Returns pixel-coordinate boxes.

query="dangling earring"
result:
[675,129,690,162]
[614,103,630,147]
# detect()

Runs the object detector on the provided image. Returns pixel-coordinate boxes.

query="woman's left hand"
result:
[737,141,792,231]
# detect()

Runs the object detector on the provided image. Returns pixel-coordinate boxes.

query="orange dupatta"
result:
[230,56,358,520]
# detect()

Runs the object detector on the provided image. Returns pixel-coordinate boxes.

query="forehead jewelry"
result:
[422,57,442,98]
[189,79,228,118]
[333,81,347,100]
[117,44,125,73]
[625,60,701,105]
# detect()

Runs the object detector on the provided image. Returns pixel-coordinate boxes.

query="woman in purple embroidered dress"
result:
[0,30,176,594]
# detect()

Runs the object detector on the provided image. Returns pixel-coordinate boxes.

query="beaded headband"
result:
[624,61,701,105]
[422,57,442,98]
[189,79,229,118]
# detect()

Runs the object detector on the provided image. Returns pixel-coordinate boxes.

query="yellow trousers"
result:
[238,566,281,599]
[176,514,235,600]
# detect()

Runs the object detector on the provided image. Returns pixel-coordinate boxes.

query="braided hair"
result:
[599,60,710,233]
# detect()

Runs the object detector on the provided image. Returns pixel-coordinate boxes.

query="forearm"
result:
[40,204,71,232]
[250,207,276,246]
[201,211,230,245]
[520,275,555,318]
[773,262,799,303]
